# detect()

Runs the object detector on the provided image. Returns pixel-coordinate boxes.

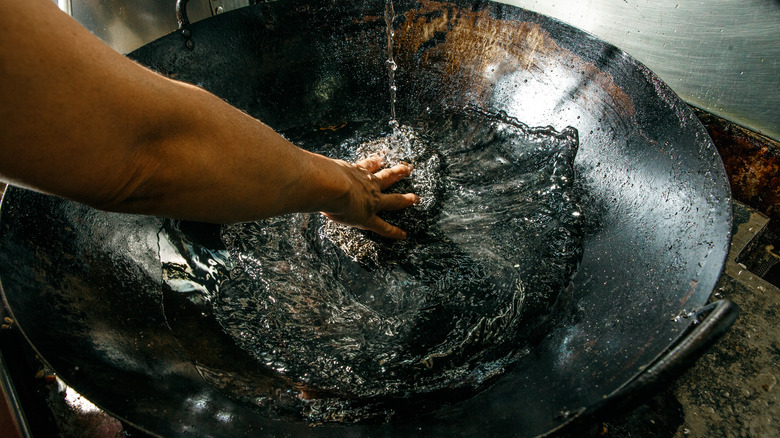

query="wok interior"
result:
[0,1,731,436]
[157,108,584,422]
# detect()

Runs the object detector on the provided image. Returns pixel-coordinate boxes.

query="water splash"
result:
[161,108,583,422]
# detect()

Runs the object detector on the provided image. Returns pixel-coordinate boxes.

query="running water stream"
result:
[158,1,584,424]
[385,0,398,125]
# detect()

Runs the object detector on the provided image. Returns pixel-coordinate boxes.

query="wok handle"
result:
[610,299,739,407]
[176,0,190,29]
[176,0,194,50]
[561,299,738,433]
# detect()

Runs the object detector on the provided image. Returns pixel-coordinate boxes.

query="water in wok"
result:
[160,107,583,422]
[0,0,733,436]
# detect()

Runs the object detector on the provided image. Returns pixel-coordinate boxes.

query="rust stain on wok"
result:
[694,108,780,232]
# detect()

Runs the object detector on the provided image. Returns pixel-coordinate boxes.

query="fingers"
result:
[365,216,407,240]
[374,162,414,190]
[321,212,407,240]
[361,194,419,239]
[323,156,418,240]
[354,155,385,173]
[379,192,420,211]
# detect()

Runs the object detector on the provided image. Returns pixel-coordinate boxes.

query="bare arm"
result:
[0,0,417,239]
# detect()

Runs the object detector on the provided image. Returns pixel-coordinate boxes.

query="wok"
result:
[0,0,737,436]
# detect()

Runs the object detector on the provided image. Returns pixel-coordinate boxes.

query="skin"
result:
[0,0,418,239]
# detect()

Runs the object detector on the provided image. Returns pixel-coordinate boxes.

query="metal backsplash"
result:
[57,0,247,54]
[499,0,779,141]
[60,0,779,140]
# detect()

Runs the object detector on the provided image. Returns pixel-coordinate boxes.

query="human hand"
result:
[321,156,419,240]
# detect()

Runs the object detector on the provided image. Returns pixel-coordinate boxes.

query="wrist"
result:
[301,153,354,215]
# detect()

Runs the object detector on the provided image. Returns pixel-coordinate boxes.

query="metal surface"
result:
[0,351,30,438]
[209,0,224,16]
[693,109,780,235]
[64,0,217,53]
[176,0,192,29]
[55,0,71,16]
[66,0,780,141]
[0,1,733,436]
[498,0,780,141]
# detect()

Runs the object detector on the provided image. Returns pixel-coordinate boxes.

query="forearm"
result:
[0,0,347,221]
[107,80,354,223]
[0,0,416,237]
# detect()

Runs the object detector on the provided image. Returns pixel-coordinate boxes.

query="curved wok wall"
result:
[2,1,732,436]
[60,0,780,140]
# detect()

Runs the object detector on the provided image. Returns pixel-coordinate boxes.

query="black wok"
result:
[0,0,736,436]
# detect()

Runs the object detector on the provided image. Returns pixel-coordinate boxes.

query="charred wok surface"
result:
[0,0,733,436]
